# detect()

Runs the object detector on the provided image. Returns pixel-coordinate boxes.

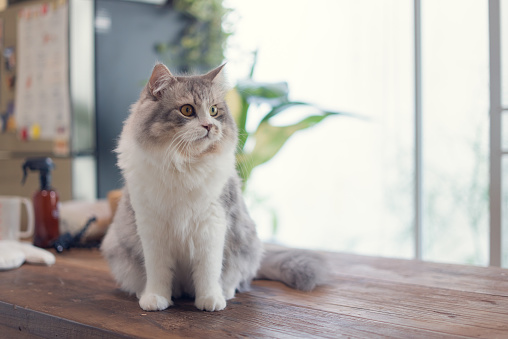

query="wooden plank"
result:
[0,287,467,339]
[52,248,110,272]
[0,302,129,339]
[1,249,508,338]
[0,323,41,338]
[0,254,454,339]
[325,252,508,296]
[251,278,508,338]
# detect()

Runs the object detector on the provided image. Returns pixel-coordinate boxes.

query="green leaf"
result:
[271,209,279,236]
[260,101,359,124]
[236,80,289,104]
[253,113,336,164]
[237,97,250,153]
[225,88,250,153]
[260,101,314,124]
[248,50,258,79]
[236,112,338,184]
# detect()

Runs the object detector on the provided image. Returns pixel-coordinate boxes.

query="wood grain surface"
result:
[0,249,507,338]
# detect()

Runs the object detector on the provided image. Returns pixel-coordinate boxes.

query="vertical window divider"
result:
[488,0,502,267]
[414,0,423,261]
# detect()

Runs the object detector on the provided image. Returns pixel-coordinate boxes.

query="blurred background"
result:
[0,0,507,267]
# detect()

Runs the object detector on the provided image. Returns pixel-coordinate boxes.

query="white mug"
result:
[0,196,35,241]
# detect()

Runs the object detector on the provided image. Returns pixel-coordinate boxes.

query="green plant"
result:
[227,57,350,187]
[155,0,348,189]
[156,0,230,72]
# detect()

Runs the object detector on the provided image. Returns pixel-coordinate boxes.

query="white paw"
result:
[223,288,236,300]
[139,292,172,311]
[195,293,226,311]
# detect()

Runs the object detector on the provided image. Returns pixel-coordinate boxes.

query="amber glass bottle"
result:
[32,188,60,248]
[22,158,60,248]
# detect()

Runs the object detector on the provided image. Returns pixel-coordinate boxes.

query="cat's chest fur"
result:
[117,129,235,235]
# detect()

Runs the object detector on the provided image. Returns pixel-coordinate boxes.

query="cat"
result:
[100,63,328,312]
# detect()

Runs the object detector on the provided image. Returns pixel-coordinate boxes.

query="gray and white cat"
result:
[101,63,327,312]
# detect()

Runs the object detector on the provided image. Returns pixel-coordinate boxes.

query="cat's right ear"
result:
[148,63,175,100]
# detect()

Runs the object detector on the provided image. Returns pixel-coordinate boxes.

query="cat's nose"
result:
[202,123,212,132]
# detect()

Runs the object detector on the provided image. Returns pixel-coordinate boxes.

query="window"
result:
[500,0,508,266]
[421,0,489,265]
[226,0,503,267]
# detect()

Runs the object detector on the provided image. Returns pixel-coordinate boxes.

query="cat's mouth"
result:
[197,129,217,142]
[196,132,210,141]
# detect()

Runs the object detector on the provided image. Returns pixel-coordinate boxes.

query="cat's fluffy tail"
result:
[256,243,329,291]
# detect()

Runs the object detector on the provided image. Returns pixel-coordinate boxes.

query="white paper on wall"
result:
[15,0,70,143]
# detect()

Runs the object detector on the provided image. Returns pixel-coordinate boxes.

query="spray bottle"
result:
[22,157,60,248]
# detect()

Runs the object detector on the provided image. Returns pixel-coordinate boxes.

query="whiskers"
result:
[158,123,241,187]
[161,130,193,175]
[161,128,211,175]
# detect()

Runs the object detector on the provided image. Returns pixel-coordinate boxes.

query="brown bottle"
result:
[32,189,60,248]
[22,157,60,248]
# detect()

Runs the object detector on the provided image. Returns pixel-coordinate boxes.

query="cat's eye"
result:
[180,104,195,117]
[209,105,219,117]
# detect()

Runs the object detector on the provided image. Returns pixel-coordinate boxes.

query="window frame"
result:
[488,0,502,267]
[413,0,502,266]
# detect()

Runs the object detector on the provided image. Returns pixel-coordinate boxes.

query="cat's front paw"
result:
[139,292,173,311]
[195,293,226,311]
[223,288,236,300]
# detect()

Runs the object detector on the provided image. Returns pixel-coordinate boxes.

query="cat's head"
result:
[128,63,237,162]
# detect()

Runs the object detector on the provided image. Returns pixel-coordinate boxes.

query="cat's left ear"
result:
[149,63,175,100]
[204,63,226,83]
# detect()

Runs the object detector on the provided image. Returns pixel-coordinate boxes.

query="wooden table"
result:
[0,249,507,338]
